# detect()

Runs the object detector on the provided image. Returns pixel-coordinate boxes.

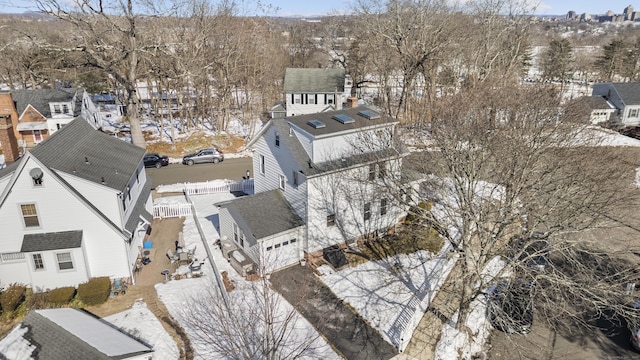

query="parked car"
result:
[488,279,534,334]
[143,153,169,168]
[507,232,550,272]
[182,148,224,165]
[628,301,640,351]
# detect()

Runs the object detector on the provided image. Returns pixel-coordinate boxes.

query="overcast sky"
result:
[0,0,636,17]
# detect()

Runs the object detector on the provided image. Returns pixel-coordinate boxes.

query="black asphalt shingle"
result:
[29,117,145,192]
[21,230,82,252]
[609,82,640,105]
[283,68,346,93]
[7,88,80,119]
[218,190,305,239]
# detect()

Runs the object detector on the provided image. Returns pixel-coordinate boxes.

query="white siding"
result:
[306,160,406,252]
[61,174,121,226]
[25,247,89,292]
[0,158,130,290]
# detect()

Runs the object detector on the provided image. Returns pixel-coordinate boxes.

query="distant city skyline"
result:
[0,0,639,17]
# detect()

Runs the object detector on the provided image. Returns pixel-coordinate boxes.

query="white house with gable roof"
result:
[0,116,152,291]
[218,103,410,273]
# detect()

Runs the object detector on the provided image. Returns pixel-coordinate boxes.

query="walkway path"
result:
[393,261,464,359]
[271,264,397,360]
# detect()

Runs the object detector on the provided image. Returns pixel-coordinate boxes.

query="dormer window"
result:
[54,105,61,114]
[62,104,69,114]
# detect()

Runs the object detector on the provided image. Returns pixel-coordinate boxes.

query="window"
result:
[279,175,286,190]
[327,214,336,227]
[630,108,639,118]
[21,204,39,227]
[369,164,376,181]
[56,252,74,270]
[259,155,265,174]
[275,243,281,249]
[308,94,316,104]
[53,104,61,114]
[33,253,44,270]
[62,104,69,114]
[290,238,297,244]
[326,95,334,105]
[364,202,371,221]
[405,187,413,203]
[33,130,43,143]
[283,241,289,246]
[266,246,273,251]
[294,94,301,104]
[233,223,239,242]
[1,252,25,262]
[380,198,388,216]
[275,134,280,147]
[240,230,245,248]
[293,171,299,187]
[379,163,387,179]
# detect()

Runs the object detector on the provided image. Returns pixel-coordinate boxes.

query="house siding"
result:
[0,158,130,290]
[62,175,122,227]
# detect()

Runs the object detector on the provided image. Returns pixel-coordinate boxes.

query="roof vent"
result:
[101,176,105,185]
[29,168,43,180]
[332,114,355,124]
[84,156,90,164]
[307,119,326,129]
[357,110,380,120]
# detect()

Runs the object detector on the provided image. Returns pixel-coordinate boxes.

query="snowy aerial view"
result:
[4,1,640,360]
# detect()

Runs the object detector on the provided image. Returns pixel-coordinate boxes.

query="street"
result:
[145,157,253,188]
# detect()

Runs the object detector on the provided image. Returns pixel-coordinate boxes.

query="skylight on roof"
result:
[357,110,380,120]
[307,119,326,129]
[332,114,355,124]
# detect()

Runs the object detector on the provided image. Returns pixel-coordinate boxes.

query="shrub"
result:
[46,287,76,306]
[0,284,26,313]
[76,277,111,306]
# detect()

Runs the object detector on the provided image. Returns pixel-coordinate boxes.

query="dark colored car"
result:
[143,153,169,168]
[488,280,534,334]
[507,232,550,272]
[182,148,224,165]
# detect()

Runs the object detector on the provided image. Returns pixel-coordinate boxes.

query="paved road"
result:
[270,265,397,360]
[145,157,253,188]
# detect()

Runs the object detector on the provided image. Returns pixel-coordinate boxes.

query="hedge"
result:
[0,284,26,313]
[46,287,76,306]
[76,277,111,306]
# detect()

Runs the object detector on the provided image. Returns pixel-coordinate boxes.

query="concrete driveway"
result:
[270,264,397,360]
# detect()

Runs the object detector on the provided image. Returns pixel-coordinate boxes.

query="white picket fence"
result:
[184,179,254,195]
[153,203,192,219]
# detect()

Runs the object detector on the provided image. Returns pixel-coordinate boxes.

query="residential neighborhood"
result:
[3,1,640,360]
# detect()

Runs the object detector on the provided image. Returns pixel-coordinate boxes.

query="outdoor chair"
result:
[166,249,179,263]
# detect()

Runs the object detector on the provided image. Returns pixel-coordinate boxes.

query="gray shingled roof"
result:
[21,230,82,252]
[283,68,345,93]
[29,117,145,192]
[286,106,393,137]
[0,308,153,360]
[124,180,153,234]
[218,190,304,239]
[7,88,80,118]
[609,82,640,105]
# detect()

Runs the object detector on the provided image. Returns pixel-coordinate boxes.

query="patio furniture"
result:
[166,249,179,263]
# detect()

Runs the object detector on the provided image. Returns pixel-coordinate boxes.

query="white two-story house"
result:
[282,68,353,117]
[217,105,409,272]
[0,116,152,291]
[0,88,100,151]
[592,82,640,126]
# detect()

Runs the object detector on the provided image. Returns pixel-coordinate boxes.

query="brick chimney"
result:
[0,114,20,164]
[346,96,359,108]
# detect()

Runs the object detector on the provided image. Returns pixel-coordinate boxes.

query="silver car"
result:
[182,148,225,165]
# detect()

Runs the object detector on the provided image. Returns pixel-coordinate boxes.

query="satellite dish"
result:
[29,168,43,180]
